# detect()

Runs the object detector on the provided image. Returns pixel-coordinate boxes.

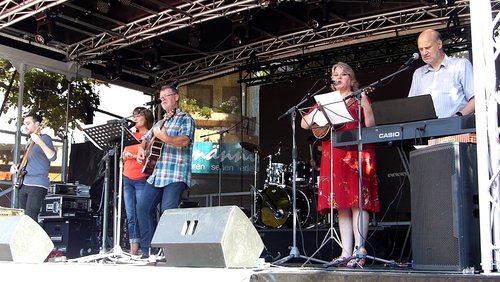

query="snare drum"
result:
[258,184,311,228]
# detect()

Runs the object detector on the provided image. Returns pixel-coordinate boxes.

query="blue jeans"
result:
[123,176,147,243]
[136,181,187,254]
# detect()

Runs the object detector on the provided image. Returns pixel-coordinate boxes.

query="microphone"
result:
[402,53,420,67]
[144,98,161,106]
[324,78,341,86]
[126,120,136,129]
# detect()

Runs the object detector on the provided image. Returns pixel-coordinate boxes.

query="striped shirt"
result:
[142,109,195,187]
[408,55,474,118]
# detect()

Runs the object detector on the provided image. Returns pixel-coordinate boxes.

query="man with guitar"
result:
[136,85,195,258]
[10,112,57,222]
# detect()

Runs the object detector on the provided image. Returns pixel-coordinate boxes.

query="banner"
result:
[191,142,254,175]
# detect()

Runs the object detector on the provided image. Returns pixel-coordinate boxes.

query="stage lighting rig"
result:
[35,14,55,45]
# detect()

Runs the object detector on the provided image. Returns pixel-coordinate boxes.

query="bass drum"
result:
[258,185,311,228]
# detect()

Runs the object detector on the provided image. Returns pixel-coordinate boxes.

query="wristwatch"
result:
[455,111,463,117]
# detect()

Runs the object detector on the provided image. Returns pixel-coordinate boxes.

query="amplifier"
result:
[48,183,90,197]
[39,195,91,220]
[42,219,95,259]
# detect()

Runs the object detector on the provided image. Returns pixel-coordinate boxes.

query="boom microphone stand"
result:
[274,82,329,265]
[200,121,241,206]
[324,59,417,268]
[303,95,355,265]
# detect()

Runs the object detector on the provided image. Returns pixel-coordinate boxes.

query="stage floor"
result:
[1,260,499,282]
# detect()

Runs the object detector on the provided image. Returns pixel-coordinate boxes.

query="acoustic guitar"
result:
[141,109,176,175]
[311,87,373,141]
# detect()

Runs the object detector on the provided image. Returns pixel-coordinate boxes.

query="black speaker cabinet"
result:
[42,219,92,259]
[410,142,480,271]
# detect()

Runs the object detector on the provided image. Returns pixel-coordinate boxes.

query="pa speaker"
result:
[42,219,92,259]
[410,143,480,271]
[152,205,264,268]
[0,215,54,263]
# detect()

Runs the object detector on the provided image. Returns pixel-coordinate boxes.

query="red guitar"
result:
[141,109,176,175]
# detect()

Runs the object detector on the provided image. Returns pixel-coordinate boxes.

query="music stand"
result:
[299,92,356,265]
[74,119,140,262]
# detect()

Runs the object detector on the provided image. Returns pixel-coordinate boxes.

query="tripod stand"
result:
[72,119,140,263]
[274,96,329,265]
[321,63,415,268]
[239,141,263,224]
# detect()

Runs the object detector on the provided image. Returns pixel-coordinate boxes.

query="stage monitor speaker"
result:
[0,215,54,263]
[410,143,480,271]
[152,205,264,268]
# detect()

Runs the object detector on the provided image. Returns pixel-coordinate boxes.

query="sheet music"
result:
[312,91,354,126]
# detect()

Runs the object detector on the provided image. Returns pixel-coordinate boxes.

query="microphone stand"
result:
[324,62,414,268]
[200,121,241,206]
[274,81,329,265]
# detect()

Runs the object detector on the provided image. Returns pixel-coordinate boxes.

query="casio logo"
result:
[378,131,400,139]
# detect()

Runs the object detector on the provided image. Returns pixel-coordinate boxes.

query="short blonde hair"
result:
[331,62,359,91]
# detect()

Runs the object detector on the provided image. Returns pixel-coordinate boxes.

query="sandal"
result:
[346,257,366,268]
[330,256,348,267]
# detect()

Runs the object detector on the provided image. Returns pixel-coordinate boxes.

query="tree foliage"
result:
[0,58,102,138]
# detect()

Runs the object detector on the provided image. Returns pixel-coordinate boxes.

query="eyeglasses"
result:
[160,93,178,99]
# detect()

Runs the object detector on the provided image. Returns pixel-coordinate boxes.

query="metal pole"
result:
[11,63,25,208]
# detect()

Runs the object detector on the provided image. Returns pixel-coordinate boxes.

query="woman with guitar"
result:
[10,112,56,222]
[121,107,154,255]
[300,62,380,268]
[136,86,195,258]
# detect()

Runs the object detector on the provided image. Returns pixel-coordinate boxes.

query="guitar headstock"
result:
[363,86,375,95]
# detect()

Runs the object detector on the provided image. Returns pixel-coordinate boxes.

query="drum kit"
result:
[240,141,318,229]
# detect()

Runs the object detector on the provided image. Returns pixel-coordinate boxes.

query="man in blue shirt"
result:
[11,113,57,222]
[408,29,475,118]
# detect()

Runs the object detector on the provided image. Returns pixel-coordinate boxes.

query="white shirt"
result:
[408,55,474,118]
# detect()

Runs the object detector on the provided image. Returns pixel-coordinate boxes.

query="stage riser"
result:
[258,227,411,264]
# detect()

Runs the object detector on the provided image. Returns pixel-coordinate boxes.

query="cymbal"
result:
[272,142,290,149]
[240,142,264,156]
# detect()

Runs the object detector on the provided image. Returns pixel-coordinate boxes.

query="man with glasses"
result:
[136,86,196,258]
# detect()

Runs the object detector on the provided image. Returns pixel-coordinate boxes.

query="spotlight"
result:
[307,5,325,30]
[142,46,159,70]
[105,53,122,81]
[436,0,455,8]
[96,0,110,14]
[231,23,248,46]
[188,26,201,48]
[35,16,54,45]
